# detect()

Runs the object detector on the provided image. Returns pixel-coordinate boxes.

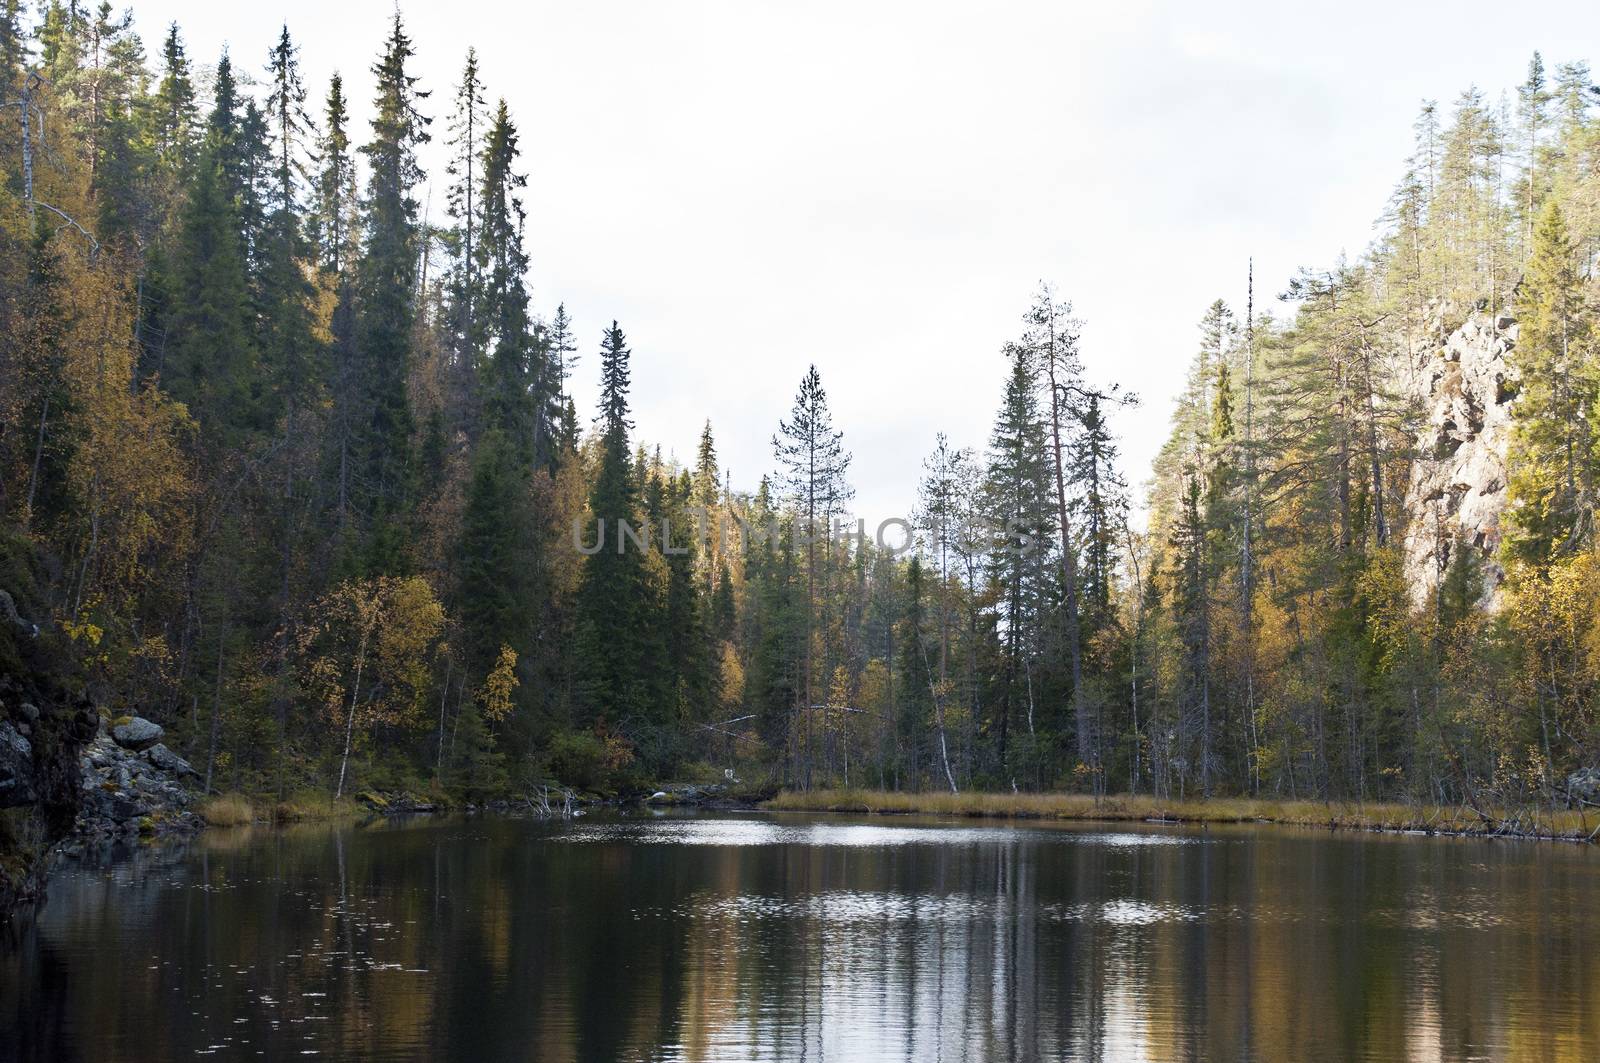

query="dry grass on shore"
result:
[199,793,360,827]
[764,788,1599,841]
[198,793,256,827]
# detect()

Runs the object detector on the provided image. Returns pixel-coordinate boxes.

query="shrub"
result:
[547,731,611,791]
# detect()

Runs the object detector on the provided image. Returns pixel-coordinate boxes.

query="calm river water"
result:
[2,811,1597,1062]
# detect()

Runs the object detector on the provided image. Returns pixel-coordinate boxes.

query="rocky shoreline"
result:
[4,701,775,918]
[73,716,204,841]
[71,728,773,838]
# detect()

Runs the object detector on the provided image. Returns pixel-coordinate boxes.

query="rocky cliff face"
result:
[1,535,98,916]
[1400,308,1519,610]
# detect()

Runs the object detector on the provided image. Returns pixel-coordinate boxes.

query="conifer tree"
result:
[257,26,319,425]
[265,26,315,217]
[1023,285,1099,771]
[773,365,853,787]
[1071,393,1127,636]
[548,302,578,408]
[694,421,720,509]
[1507,200,1595,565]
[458,428,533,679]
[236,98,273,276]
[575,324,649,726]
[203,54,270,276]
[1169,474,1213,796]
[309,73,358,277]
[165,133,258,447]
[1517,52,1552,251]
[353,14,431,567]
[663,469,710,732]
[0,1,25,94]
[81,8,151,242]
[983,340,1054,773]
[476,99,540,459]
[445,49,488,364]
[35,1,81,83]
[744,477,800,751]
[152,23,197,174]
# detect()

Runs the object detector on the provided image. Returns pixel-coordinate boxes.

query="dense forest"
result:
[2,4,1599,809]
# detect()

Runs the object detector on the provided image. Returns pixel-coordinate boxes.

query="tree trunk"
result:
[335,639,368,799]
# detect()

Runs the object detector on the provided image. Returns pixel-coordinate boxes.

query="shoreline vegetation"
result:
[189,783,1600,845]
[197,793,362,828]
[763,789,1600,843]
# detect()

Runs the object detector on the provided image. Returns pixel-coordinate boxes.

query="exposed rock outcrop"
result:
[1,531,99,916]
[1400,308,1518,610]
[356,790,440,815]
[0,688,99,911]
[75,725,202,839]
[0,721,37,807]
[1568,766,1600,805]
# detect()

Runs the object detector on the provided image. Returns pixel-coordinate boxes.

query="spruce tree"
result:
[773,365,853,787]
[354,14,431,568]
[36,1,81,82]
[694,421,720,509]
[1170,474,1214,796]
[84,11,152,243]
[477,99,541,460]
[236,98,273,278]
[205,53,270,277]
[258,26,320,425]
[152,23,197,174]
[664,470,710,736]
[309,73,358,278]
[1517,52,1551,251]
[445,49,489,365]
[1506,200,1595,565]
[1071,392,1127,637]
[749,508,802,759]
[165,135,258,448]
[0,1,25,95]
[574,324,649,728]
[265,25,315,217]
[459,429,534,678]
[982,341,1054,774]
[548,302,578,411]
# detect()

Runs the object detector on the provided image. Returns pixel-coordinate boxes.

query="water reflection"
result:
[2,812,1597,1062]
[563,817,1196,849]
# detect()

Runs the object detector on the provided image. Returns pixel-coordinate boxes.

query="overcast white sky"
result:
[128,0,1596,521]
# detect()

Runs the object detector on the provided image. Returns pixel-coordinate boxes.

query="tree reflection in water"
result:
[3,813,1598,1062]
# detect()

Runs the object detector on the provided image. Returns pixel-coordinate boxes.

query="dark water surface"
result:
[3,812,1598,1062]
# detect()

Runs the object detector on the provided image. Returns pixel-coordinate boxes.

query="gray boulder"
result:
[1568,767,1600,804]
[145,743,197,778]
[0,721,36,808]
[111,716,163,751]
